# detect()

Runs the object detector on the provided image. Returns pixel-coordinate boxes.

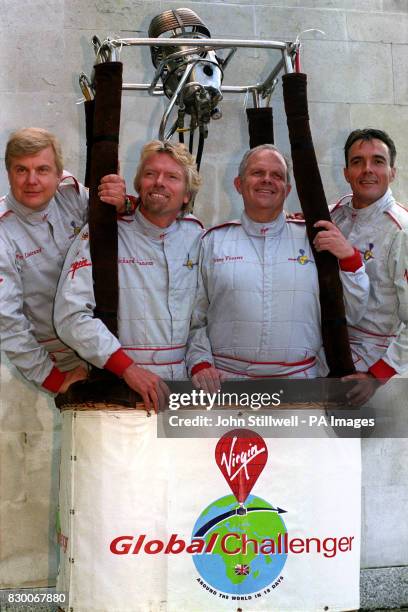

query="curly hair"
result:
[133,140,202,212]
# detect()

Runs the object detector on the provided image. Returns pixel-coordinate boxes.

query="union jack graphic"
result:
[234,564,250,576]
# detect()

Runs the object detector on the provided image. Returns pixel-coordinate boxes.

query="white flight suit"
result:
[54,208,203,380]
[331,188,408,377]
[187,211,369,378]
[0,176,87,391]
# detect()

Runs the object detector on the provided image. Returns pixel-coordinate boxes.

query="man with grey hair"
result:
[55,140,203,412]
[187,144,368,391]
[0,127,126,394]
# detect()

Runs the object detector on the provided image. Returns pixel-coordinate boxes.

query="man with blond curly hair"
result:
[55,140,203,412]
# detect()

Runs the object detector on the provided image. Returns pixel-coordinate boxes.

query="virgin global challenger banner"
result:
[57,411,361,611]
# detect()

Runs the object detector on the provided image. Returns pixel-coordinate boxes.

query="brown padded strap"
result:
[246,107,274,148]
[88,61,123,339]
[282,72,355,377]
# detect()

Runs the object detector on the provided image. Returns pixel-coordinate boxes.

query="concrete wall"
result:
[1,0,407,591]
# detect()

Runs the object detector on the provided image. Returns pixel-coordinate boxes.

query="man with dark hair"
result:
[0,128,126,394]
[315,128,408,400]
[344,128,397,169]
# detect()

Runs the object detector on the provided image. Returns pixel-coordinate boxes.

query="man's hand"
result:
[192,366,223,394]
[58,365,88,393]
[341,371,380,406]
[122,363,170,413]
[98,174,126,213]
[313,220,355,260]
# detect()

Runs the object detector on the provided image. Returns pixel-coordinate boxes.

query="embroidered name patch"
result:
[16,247,42,260]
[118,258,154,266]
[213,255,244,264]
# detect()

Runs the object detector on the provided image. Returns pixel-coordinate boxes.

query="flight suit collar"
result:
[5,192,55,225]
[135,206,178,240]
[241,210,286,237]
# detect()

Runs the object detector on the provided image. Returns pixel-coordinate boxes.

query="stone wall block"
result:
[15,32,66,93]
[347,11,408,43]
[119,93,165,163]
[191,160,221,228]
[0,30,20,92]
[362,438,408,488]
[0,500,58,588]
[362,483,408,568]
[3,0,64,32]
[382,0,408,12]
[302,40,393,104]
[308,102,351,165]
[392,44,408,106]
[64,0,161,31]
[0,433,26,502]
[316,162,349,207]
[256,6,347,41]
[25,433,61,503]
[297,0,381,8]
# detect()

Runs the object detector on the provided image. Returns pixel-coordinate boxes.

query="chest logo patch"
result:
[362,243,374,261]
[183,253,198,269]
[69,257,92,279]
[288,249,313,265]
[69,221,81,239]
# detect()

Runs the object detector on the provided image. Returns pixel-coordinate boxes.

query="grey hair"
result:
[238,144,292,185]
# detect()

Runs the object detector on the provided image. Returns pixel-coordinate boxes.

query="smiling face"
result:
[8,146,62,211]
[344,138,396,209]
[137,152,190,227]
[234,149,291,223]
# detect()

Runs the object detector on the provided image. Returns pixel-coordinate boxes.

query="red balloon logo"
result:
[215,429,268,504]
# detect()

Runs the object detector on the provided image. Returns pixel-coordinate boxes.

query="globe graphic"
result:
[192,494,287,595]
